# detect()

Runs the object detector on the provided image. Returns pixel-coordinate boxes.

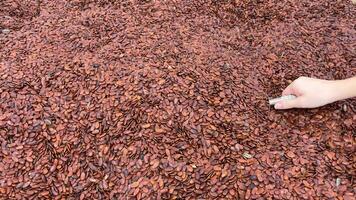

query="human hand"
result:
[275,77,337,109]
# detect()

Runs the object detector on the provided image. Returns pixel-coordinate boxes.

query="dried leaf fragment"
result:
[242,152,253,159]
[336,178,341,187]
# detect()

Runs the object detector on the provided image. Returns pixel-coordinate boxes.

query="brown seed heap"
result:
[0,0,355,199]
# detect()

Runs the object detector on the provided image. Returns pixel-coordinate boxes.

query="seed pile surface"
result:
[0,0,355,199]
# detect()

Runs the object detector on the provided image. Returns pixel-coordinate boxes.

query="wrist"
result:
[329,77,356,102]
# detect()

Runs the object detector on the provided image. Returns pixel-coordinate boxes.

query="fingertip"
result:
[277,98,301,110]
[274,102,283,109]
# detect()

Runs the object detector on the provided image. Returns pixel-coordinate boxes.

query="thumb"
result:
[274,97,302,109]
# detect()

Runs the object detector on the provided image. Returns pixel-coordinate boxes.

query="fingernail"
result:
[275,103,283,109]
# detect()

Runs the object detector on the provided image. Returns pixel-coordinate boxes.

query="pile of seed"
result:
[0,0,355,199]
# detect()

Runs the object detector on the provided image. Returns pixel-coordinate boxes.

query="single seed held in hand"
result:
[269,95,297,105]
[2,29,10,34]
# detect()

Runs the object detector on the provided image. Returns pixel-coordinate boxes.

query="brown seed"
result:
[89,178,99,183]
[187,165,194,172]
[80,193,85,200]
[155,126,165,133]
[212,145,219,153]
[131,181,140,188]
[25,156,33,162]
[286,151,296,158]
[80,172,86,180]
[158,177,164,188]
[103,145,109,155]
[234,143,244,151]
[158,79,165,85]
[141,124,151,128]
[50,165,56,172]
[221,169,228,178]
[150,160,160,169]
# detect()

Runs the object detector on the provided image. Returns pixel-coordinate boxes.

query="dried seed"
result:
[89,178,99,183]
[234,143,243,151]
[158,79,165,85]
[250,175,257,180]
[131,181,140,188]
[248,183,256,190]
[150,160,160,169]
[221,169,228,178]
[141,124,151,128]
[92,64,100,68]
[286,151,296,158]
[155,126,165,133]
[158,177,164,188]
[80,172,86,180]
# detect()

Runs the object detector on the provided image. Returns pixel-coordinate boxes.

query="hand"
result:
[275,77,337,109]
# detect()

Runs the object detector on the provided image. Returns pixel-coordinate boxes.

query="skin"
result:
[275,76,356,109]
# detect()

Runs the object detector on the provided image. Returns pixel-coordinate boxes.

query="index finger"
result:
[282,84,294,96]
